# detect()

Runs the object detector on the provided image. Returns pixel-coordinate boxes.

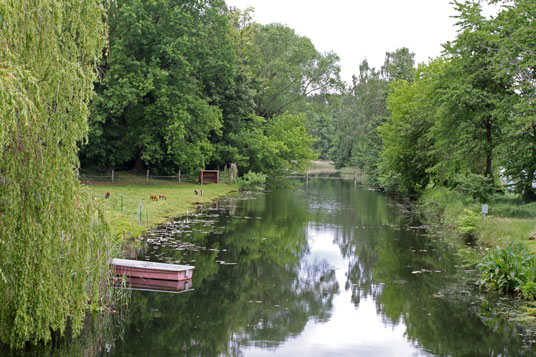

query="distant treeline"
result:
[327,0,536,201]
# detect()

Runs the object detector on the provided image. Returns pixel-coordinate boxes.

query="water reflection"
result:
[117,277,193,293]
[13,179,534,355]
[109,179,532,356]
[106,187,338,356]
[303,179,529,356]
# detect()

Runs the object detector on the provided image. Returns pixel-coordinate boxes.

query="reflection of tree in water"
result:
[306,179,395,306]
[308,179,529,355]
[50,181,531,355]
[231,259,338,351]
[113,255,338,356]
[105,187,338,356]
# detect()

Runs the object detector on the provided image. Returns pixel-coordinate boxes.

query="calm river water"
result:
[25,178,535,356]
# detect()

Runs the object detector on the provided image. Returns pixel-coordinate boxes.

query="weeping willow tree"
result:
[0,0,111,349]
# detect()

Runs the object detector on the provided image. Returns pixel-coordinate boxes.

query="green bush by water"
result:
[478,243,536,299]
[238,171,267,191]
[456,209,481,236]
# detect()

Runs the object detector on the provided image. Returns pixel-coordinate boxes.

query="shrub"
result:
[456,209,481,236]
[419,186,465,213]
[454,173,493,202]
[477,243,536,299]
[238,171,267,191]
[521,281,536,300]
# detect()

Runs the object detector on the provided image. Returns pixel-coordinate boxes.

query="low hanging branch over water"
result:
[0,0,111,349]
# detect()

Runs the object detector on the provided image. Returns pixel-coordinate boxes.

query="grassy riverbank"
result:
[418,187,536,253]
[86,183,238,238]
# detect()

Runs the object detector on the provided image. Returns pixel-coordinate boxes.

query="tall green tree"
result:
[333,61,387,169]
[208,7,258,169]
[381,47,416,83]
[250,23,341,119]
[230,112,316,176]
[332,60,389,187]
[332,48,415,185]
[302,95,340,160]
[428,1,514,186]
[81,0,234,174]
[489,0,536,199]
[378,61,442,193]
[0,0,110,348]
[211,15,338,174]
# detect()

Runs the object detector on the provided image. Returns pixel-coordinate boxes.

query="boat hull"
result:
[112,258,194,281]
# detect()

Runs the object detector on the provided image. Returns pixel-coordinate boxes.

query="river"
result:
[35,178,536,355]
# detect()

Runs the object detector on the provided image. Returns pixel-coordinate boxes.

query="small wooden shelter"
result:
[199,170,219,184]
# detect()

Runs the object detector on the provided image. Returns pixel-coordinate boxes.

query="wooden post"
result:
[178,170,181,183]
[146,170,149,184]
[112,168,115,183]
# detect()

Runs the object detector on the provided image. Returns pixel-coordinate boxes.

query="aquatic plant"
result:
[477,243,536,299]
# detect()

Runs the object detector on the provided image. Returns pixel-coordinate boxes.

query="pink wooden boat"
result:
[112,258,194,281]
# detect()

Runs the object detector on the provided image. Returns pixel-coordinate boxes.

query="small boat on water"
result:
[111,258,194,281]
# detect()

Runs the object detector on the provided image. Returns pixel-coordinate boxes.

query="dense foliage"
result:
[0,0,110,348]
[331,49,415,186]
[79,2,329,178]
[330,0,536,201]
[3,1,534,348]
[80,0,232,174]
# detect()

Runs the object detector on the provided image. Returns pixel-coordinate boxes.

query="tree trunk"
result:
[523,169,536,201]
[134,156,143,173]
[485,118,493,179]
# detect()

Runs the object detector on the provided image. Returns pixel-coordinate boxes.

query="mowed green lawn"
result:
[86,183,237,238]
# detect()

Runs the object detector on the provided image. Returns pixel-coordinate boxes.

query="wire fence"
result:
[80,170,235,185]
[82,170,235,228]
[91,191,169,232]
[99,192,147,224]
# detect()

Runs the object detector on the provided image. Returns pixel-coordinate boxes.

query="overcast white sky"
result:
[225,0,496,84]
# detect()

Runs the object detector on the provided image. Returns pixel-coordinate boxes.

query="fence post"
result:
[178,170,181,183]
[112,168,114,184]
[146,170,149,184]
